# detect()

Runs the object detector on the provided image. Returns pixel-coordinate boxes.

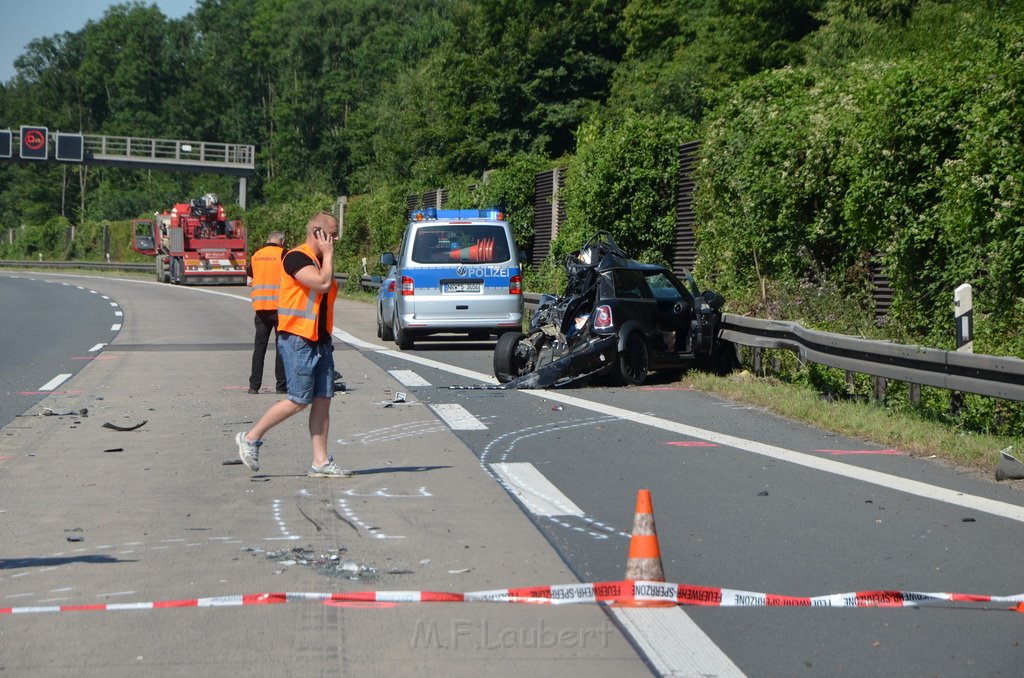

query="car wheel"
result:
[394,311,414,350]
[376,306,383,338]
[613,332,649,386]
[493,332,531,383]
[380,309,394,342]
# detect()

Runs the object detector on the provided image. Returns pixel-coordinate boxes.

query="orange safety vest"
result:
[250,243,284,311]
[277,243,337,342]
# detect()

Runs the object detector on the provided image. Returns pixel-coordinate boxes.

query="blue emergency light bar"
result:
[413,208,505,221]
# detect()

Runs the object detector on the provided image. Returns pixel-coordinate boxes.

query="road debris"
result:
[995,447,1024,481]
[102,420,148,432]
[43,407,89,417]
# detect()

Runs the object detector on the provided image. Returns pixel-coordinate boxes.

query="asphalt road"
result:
[0,275,122,428]
[355,322,1024,676]
[3,271,1024,677]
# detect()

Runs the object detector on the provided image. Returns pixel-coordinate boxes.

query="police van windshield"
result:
[411,225,511,264]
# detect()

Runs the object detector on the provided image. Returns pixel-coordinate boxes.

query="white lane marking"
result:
[111,324,122,331]
[109,302,118,307]
[539,392,1024,523]
[490,462,584,517]
[88,343,106,352]
[480,417,627,540]
[39,374,72,391]
[114,311,123,317]
[429,403,487,430]
[388,369,431,386]
[331,329,1024,524]
[612,607,745,678]
[13,275,729,671]
[341,487,432,498]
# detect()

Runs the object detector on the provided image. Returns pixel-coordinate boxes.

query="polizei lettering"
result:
[457,266,510,278]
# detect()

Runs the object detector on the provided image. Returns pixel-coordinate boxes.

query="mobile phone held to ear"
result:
[313,227,324,238]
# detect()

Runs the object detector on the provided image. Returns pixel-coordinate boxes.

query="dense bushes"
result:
[3,1,1023,436]
[696,5,1024,360]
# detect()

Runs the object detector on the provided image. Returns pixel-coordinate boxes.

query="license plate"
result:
[444,282,481,293]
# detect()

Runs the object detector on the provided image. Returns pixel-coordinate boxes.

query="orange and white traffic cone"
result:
[448,237,494,262]
[619,489,675,607]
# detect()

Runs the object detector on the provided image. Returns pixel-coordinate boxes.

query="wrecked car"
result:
[493,232,738,388]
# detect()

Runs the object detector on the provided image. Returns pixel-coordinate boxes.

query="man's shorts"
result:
[277,333,334,405]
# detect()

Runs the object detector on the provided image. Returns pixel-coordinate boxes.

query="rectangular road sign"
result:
[0,130,11,158]
[19,125,48,160]
[55,133,84,162]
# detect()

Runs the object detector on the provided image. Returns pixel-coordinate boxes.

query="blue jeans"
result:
[277,333,334,405]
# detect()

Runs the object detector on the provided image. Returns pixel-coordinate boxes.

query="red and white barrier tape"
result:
[4,580,1024,616]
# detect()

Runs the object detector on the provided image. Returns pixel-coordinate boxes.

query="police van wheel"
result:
[379,307,394,342]
[394,313,414,350]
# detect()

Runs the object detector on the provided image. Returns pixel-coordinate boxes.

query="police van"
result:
[379,208,525,350]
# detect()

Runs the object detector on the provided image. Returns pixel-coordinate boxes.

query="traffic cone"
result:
[618,489,675,607]
[449,238,493,262]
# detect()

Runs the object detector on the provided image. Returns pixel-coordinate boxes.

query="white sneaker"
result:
[308,457,354,478]
[236,432,262,471]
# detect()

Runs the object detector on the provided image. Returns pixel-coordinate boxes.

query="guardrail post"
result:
[952,283,973,418]
[909,383,920,405]
[873,376,886,403]
[752,347,762,375]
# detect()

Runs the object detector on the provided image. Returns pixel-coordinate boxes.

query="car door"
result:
[610,268,658,338]
[644,270,695,355]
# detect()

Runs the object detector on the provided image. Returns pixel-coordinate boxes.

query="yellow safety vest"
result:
[277,243,337,342]
[250,244,284,311]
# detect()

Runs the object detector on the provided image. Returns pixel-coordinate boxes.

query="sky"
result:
[0,0,198,83]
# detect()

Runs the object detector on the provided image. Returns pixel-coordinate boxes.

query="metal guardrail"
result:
[720,314,1024,402]
[0,260,153,272]
[5,261,1022,401]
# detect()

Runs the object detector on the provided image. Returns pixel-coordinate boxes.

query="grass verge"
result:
[680,370,1022,479]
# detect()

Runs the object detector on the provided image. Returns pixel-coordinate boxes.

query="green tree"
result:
[558,110,693,264]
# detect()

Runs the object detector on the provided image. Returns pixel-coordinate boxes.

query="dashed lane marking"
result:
[429,403,487,430]
[38,374,72,391]
[388,369,431,386]
[490,463,584,517]
[479,416,628,540]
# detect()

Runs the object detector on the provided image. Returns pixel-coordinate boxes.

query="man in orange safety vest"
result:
[236,212,352,478]
[246,231,287,394]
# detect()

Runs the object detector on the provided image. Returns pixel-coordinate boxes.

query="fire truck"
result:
[131,194,247,285]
